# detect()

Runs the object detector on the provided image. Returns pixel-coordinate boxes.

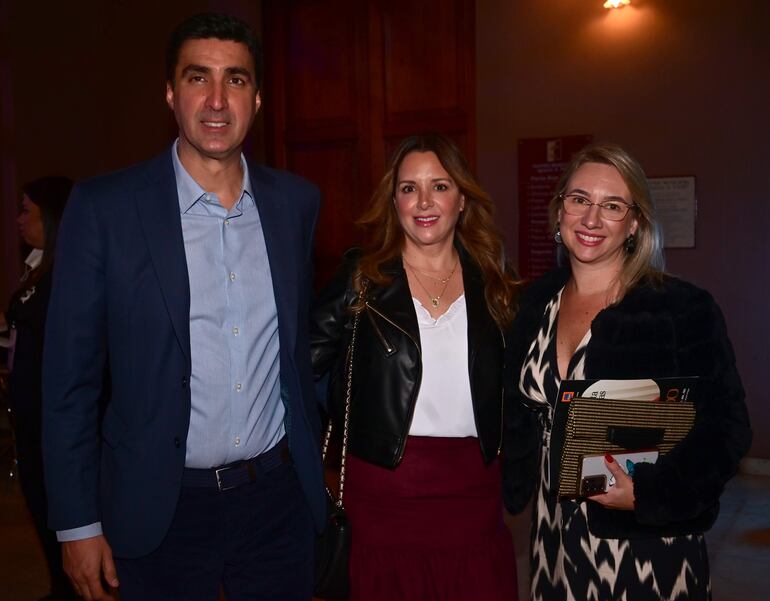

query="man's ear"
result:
[255,91,262,114]
[165,81,175,111]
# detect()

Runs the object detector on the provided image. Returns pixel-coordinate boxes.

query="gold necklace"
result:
[403,261,457,284]
[404,260,458,308]
[403,257,459,285]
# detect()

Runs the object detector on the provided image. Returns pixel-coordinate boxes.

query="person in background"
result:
[42,13,324,601]
[504,142,752,601]
[3,176,77,601]
[311,133,521,600]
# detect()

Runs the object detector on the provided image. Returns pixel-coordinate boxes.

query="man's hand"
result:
[589,454,636,511]
[62,535,119,600]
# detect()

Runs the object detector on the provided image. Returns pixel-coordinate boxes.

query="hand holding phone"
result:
[580,450,659,496]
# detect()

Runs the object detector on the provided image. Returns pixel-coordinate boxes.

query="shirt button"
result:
[229,272,236,281]
[174,437,181,448]
[224,219,230,227]
[235,382,242,392]
[234,436,241,446]
[232,326,239,336]
[181,377,188,389]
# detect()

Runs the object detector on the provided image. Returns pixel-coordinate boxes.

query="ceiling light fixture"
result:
[604,0,631,8]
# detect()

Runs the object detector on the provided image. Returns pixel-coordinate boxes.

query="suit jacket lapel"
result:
[249,164,298,356]
[135,153,191,363]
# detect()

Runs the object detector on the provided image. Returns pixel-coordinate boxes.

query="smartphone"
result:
[580,450,659,496]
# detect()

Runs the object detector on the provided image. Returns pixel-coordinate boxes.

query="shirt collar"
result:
[170,139,254,213]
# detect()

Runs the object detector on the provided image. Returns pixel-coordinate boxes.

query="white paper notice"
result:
[648,176,696,248]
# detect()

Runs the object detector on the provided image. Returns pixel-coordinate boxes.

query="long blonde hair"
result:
[549,142,665,296]
[356,133,518,328]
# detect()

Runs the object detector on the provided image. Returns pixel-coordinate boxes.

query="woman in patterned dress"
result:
[502,143,752,601]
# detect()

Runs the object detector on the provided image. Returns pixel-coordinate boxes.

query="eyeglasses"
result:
[560,193,636,221]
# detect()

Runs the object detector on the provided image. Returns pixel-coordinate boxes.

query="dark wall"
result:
[477,0,770,457]
[3,0,766,457]
[1,0,262,304]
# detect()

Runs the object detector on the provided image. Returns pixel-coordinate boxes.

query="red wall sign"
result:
[517,135,592,280]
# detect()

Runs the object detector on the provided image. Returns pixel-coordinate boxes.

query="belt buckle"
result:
[214,465,237,492]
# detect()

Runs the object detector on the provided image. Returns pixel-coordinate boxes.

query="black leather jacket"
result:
[310,250,506,469]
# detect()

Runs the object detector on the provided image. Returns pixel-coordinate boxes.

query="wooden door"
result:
[263,0,475,285]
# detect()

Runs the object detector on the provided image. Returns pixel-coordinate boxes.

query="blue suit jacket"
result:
[42,150,326,558]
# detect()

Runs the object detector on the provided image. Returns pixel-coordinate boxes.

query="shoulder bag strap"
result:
[321,279,367,507]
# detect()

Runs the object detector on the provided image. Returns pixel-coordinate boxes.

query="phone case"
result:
[580,450,659,496]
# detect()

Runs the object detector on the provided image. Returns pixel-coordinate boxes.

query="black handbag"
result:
[314,284,365,600]
[314,492,351,599]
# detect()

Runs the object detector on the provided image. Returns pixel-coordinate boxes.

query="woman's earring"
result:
[554,228,563,244]
[625,233,637,254]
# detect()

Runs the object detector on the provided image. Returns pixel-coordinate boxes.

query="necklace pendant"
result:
[431,298,439,308]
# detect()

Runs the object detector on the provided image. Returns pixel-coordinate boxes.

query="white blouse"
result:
[408,294,478,438]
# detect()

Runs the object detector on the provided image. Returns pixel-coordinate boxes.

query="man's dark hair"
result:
[165,12,263,90]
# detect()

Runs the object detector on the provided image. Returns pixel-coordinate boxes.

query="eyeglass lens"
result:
[561,195,632,221]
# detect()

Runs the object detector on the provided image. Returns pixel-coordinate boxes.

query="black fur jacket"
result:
[502,267,752,539]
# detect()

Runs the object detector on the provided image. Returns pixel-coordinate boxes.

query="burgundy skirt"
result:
[344,436,518,601]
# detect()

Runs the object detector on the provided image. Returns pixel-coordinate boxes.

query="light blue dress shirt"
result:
[173,143,285,468]
[58,143,284,541]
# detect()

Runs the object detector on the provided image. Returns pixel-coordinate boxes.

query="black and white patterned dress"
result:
[519,289,711,601]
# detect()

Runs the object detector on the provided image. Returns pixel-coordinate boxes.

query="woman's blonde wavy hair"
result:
[355,133,518,329]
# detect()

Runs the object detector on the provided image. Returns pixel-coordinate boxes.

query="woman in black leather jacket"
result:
[504,143,751,601]
[311,133,521,600]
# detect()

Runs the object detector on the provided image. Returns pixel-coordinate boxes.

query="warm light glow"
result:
[604,0,631,8]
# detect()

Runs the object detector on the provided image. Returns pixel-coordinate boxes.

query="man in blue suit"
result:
[42,13,325,601]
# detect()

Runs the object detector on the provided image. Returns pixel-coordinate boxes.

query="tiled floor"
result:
[2,428,768,600]
[704,472,770,600]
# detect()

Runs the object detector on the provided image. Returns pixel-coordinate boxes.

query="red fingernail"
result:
[605,453,614,463]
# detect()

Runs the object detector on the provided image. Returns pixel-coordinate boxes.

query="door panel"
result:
[288,141,365,279]
[264,0,475,286]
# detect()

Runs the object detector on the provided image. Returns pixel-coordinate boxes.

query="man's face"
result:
[166,38,261,164]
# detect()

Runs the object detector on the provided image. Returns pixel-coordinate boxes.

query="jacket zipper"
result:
[365,308,394,354]
[366,303,422,464]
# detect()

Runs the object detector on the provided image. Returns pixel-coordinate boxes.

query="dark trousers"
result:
[14,408,77,599]
[115,462,314,601]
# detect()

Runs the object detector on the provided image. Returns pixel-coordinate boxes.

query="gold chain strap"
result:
[321,280,367,508]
